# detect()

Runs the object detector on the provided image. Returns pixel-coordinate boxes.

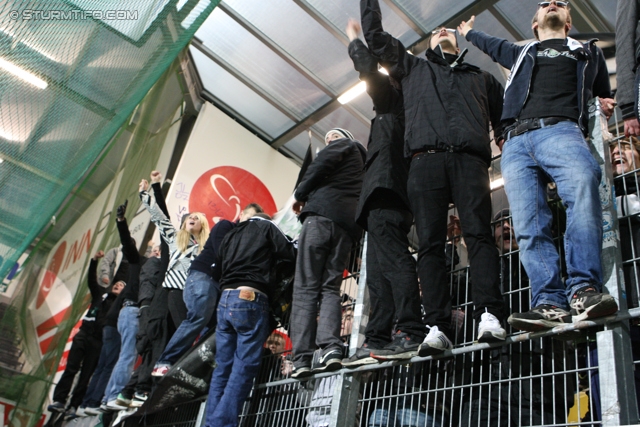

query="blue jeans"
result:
[501,121,603,309]
[103,306,139,402]
[369,408,445,427]
[158,271,219,365]
[205,289,270,427]
[81,326,121,407]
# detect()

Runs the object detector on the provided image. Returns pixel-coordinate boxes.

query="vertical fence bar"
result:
[589,97,639,425]
[329,371,361,426]
[349,234,369,356]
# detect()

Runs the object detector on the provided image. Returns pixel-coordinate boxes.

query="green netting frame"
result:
[0,56,187,426]
[0,0,219,280]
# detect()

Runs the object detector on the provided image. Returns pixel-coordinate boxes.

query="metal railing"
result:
[137,100,640,427]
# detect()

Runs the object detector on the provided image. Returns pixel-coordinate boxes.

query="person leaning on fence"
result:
[289,128,367,379]
[340,19,425,367]
[205,213,297,427]
[615,0,640,137]
[360,0,507,355]
[458,1,618,332]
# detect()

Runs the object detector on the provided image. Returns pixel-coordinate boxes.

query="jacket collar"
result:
[425,47,479,72]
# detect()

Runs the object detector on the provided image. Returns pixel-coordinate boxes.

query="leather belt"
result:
[503,117,575,142]
[123,300,138,308]
[412,147,451,158]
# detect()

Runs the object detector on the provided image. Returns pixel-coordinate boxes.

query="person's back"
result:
[206,214,297,427]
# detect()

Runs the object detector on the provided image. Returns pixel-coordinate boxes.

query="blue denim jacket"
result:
[466,29,612,136]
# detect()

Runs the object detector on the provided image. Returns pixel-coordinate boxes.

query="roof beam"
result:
[380,0,428,37]
[570,0,614,33]
[192,38,300,122]
[292,0,350,47]
[271,99,342,149]
[488,5,527,40]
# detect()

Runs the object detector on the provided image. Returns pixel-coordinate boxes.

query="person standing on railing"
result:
[615,0,640,137]
[360,0,507,355]
[289,128,367,378]
[205,213,297,427]
[458,0,617,332]
[340,19,425,367]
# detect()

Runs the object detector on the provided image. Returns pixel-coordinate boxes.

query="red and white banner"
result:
[165,103,300,229]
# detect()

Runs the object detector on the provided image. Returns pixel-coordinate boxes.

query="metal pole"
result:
[588,97,639,425]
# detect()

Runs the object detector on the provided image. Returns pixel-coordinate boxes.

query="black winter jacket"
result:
[82,259,117,339]
[190,219,235,281]
[349,39,410,229]
[218,217,297,296]
[361,0,504,165]
[295,137,367,241]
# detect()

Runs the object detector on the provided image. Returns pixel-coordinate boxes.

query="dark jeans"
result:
[52,329,102,409]
[408,152,503,337]
[291,215,353,363]
[81,326,121,408]
[158,271,219,365]
[206,290,270,427]
[365,208,424,346]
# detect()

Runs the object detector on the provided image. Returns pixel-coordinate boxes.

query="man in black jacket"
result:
[205,214,297,427]
[48,251,123,416]
[341,20,424,366]
[289,127,367,378]
[361,0,507,354]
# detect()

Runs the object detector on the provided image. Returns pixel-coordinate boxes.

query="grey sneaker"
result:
[508,305,571,332]
[290,361,312,380]
[342,343,379,367]
[370,331,421,361]
[47,402,65,413]
[418,326,453,357]
[570,287,618,322]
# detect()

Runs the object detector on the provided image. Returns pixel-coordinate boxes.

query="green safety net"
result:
[0,0,218,280]
[0,1,219,424]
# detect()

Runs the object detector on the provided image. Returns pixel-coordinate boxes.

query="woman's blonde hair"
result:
[176,212,210,254]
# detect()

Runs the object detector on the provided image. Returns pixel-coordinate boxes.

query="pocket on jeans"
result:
[230,305,266,330]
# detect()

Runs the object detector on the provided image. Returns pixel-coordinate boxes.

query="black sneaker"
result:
[311,348,343,373]
[570,286,618,322]
[290,362,312,380]
[47,402,65,413]
[508,305,571,332]
[370,331,421,361]
[342,343,379,367]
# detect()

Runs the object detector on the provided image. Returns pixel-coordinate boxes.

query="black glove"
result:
[116,199,128,221]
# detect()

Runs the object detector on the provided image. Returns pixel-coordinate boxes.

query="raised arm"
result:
[98,247,117,285]
[88,251,105,300]
[459,16,522,69]
[115,200,140,265]
[139,178,178,247]
[360,0,415,81]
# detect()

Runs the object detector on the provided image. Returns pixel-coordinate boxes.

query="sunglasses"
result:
[537,1,569,8]
[431,28,456,35]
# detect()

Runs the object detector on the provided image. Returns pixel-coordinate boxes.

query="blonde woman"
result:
[139,171,209,349]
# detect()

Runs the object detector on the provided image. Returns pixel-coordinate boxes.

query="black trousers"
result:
[364,208,424,346]
[291,215,353,363]
[52,329,102,408]
[408,152,504,338]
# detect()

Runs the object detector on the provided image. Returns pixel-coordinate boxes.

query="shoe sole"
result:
[129,401,144,408]
[507,317,567,332]
[370,349,418,361]
[115,399,131,407]
[312,359,342,373]
[571,298,619,322]
[291,368,312,380]
[84,410,103,416]
[417,345,448,357]
[48,407,65,413]
[341,356,378,367]
[477,331,506,343]
[151,372,166,377]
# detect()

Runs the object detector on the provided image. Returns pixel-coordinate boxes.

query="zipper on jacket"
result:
[522,51,535,109]
[578,56,588,133]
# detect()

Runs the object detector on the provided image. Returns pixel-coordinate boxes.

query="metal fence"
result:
[137,100,640,427]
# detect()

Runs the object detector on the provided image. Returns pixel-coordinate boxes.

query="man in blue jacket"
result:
[458,0,617,332]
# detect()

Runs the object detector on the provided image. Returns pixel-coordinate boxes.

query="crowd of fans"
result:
[45,0,640,426]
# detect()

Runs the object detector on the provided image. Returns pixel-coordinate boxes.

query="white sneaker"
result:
[84,406,105,416]
[106,400,128,411]
[478,312,507,342]
[76,407,87,417]
[418,326,452,357]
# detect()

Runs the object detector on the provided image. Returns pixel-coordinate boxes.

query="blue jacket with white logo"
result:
[465,29,612,135]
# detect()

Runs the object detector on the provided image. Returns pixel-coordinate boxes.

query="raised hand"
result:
[150,170,162,184]
[139,179,149,192]
[93,250,105,260]
[346,18,361,41]
[457,15,475,38]
[116,199,128,221]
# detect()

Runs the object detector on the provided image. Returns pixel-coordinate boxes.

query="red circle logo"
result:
[189,166,277,228]
[37,241,66,309]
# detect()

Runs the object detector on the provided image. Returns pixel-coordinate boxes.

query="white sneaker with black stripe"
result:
[418,326,452,357]
[477,312,507,342]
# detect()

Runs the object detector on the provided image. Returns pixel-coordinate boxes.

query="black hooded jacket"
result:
[349,39,411,229]
[361,0,504,165]
[294,137,367,241]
